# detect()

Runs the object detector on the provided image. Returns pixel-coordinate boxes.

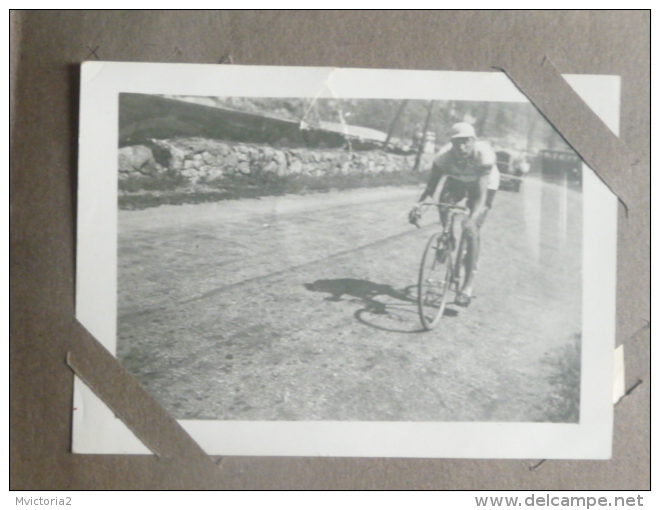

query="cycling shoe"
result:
[455,292,472,307]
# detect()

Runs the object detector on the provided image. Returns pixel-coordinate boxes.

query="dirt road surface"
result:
[117,179,582,423]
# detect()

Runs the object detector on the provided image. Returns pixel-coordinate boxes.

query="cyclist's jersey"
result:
[425,141,500,195]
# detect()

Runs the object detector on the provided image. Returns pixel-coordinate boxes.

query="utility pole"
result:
[413,100,435,173]
[384,99,409,150]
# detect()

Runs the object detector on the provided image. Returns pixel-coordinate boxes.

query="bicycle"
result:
[410,202,471,331]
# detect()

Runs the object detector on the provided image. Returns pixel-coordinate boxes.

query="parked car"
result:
[540,149,582,187]
[495,148,529,192]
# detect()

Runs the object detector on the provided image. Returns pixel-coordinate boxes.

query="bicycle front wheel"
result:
[418,232,453,330]
[455,231,471,292]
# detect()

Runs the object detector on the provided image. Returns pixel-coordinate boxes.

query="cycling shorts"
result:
[440,177,497,210]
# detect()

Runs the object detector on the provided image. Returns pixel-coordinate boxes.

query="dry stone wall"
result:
[118,137,423,185]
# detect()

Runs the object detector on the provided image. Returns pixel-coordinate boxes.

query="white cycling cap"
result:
[449,122,476,139]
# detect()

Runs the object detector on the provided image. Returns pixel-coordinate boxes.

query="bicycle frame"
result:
[416,202,469,254]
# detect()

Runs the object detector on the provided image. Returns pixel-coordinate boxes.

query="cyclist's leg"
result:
[438,178,465,226]
[478,165,499,228]
[476,189,497,228]
[459,187,497,301]
[459,186,496,295]
[459,228,478,297]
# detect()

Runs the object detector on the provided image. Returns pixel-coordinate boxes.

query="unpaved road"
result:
[117,179,582,422]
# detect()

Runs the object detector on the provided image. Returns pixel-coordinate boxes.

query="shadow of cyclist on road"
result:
[304,278,414,314]
[305,278,458,334]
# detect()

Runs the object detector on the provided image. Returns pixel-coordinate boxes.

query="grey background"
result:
[10,10,649,489]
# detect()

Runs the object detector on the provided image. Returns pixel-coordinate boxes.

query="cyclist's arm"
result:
[416,146,453,204]
[466,172,489,228]
[417,165,445,203]
[410,167,446,224]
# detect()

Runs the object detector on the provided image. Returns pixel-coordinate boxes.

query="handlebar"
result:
[417,202,470,214]
[409,202,469,228]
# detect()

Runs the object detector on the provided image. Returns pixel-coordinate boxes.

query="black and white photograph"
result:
[74,63,617,458]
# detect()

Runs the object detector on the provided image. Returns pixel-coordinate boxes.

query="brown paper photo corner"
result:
[10,10,649,490]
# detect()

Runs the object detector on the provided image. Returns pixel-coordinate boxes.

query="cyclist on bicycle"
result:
[409,122,500,307]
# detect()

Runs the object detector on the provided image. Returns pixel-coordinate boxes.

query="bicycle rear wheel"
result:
[418,232,453,330]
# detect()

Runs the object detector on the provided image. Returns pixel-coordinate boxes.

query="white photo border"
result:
[74,62,619,458]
